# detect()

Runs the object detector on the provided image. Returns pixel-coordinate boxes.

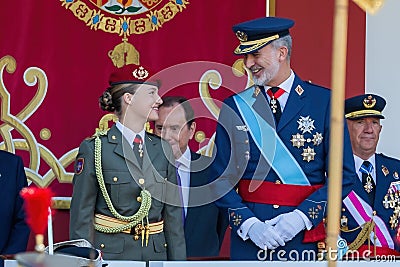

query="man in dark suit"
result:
[154,96,228,258]
[0,150,30,266]
[209,16,358,260]
[341,94,400,257]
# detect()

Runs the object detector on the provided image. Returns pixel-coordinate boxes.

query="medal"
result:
[270,97,278,113]
[383,181,400,229]
[363,174,374,193]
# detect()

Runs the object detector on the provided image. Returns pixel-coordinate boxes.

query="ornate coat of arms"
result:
[61,0,189,67]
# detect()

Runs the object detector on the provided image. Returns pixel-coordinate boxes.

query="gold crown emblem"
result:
[132,66,149,80]
[236,31,248,42]
[363,95,376,109]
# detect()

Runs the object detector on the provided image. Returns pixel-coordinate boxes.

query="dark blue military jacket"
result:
[341,153,400,254]
[210,74,357,260]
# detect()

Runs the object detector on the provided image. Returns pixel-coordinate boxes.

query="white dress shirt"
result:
[176,147,191,217]
[115,121,145,149]
[265,69,295,112]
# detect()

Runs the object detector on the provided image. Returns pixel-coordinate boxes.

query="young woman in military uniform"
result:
[69,65,186,262]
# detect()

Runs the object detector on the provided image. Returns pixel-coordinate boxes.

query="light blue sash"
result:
[233,88,310,185]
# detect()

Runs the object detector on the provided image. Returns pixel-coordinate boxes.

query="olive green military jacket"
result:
[70,125,186,261]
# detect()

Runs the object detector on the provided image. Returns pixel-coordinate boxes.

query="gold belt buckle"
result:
[133,223,144,241]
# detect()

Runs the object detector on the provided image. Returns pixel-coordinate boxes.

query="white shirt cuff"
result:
[237,217,259,240]
[294,209,312,230]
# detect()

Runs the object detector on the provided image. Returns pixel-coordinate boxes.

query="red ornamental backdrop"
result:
[0,0,365,254]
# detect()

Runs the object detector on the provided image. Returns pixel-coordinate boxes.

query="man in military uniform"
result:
[341,93,400,257]
[210,16,358,260]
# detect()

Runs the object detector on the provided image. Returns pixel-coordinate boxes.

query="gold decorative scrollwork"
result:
[353,0,384,14]
[197,59,253,157]
[232,58,254,88]
[0,55,77,187]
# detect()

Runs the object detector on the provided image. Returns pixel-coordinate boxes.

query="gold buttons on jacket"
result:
[100,243,105,248]
[112,135,116,140]
[245,139,249,144]
[139,178,145,185]
[113,177,118,182]
[164,243,167,247]
[137,196,142,202]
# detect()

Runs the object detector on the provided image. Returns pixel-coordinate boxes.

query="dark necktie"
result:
[267,87,285,124]
[360,160,375,204]
[133,134,143,167]
[175,163,186,225]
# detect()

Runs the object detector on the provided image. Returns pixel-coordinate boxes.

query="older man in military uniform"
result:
[210,16,358,260]
[340,93,400,257]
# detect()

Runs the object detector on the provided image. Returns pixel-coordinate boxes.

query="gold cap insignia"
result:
[236,31,248,42]
[133,66,149,80]
[363,95,376,108]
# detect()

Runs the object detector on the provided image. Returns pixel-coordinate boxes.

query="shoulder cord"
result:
[347,220,376,251]
[93,130,152,234]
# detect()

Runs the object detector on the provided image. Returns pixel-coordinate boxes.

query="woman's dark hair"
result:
[99,83,139,116]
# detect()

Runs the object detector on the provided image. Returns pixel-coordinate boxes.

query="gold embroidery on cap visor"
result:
[234,34,280,54]
[345,109,382,119]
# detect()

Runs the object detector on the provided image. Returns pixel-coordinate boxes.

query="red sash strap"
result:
[238,180,325,243]
[357,244,400,257]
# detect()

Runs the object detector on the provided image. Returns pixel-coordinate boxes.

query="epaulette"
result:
[377,153,400,164]
[84,135,96,141]
[305,80,330,91]
[237,85,258,97]
[145,132,162,143]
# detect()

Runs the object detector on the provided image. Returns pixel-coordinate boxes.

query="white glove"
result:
[268,211,306,243]
[248,220,285,249]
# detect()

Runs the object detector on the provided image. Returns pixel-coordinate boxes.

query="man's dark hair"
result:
[160,96,195,127]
